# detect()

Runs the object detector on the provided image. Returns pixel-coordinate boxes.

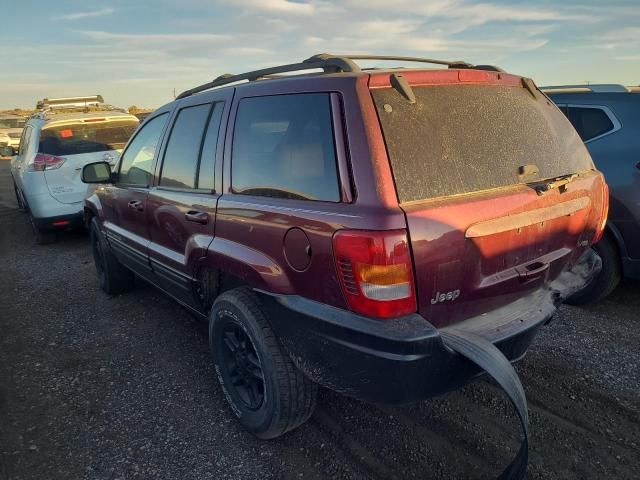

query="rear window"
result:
[567,106,615,142]
[39,119,138,156]
[372,85,594,203]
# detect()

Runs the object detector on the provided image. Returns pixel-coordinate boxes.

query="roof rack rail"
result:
[29,104,128,121]
[36,95,105,110]
[177,53,501,99]
[540,84,633,94]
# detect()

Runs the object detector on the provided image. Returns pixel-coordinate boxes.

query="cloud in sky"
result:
[52,8,114,21]
[1,0,639,109]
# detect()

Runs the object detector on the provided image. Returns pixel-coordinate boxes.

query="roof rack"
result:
[177,53,502,99]
[540,84,635,94]
[36,95,105,110]
[30,104,128,121]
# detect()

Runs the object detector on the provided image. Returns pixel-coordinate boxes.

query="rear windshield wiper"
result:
[528,174,578,196]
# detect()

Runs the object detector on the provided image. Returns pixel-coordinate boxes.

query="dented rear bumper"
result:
[260,250,601,404]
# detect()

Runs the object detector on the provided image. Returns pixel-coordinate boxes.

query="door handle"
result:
[127,200,144,212]
[185,210,208,224]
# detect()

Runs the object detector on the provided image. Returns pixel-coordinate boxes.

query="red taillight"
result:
[52,220,70,227]
[333,229,417,319]
[28,153,65,171]
[594,180,609,243]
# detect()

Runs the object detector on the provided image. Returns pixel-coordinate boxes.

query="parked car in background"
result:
[0,131,10,154]
[0,114,27,151]
[81,54,607,478]
[133,111,152,122]
[543,84,640,304]
[7,96,138,243]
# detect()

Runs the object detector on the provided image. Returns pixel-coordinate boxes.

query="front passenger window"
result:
[119,113,168,185]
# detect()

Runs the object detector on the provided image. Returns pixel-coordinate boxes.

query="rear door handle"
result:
[127,200,144,212]
[185,210,208,225]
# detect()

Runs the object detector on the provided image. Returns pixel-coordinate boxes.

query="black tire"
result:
[13,182,25,211]
[29,213,56,245]
[210,288,317,439]
[90,217,134,294]
[565,233,622,306]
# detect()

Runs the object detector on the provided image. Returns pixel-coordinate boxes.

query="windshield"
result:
[0,119,26,129]
[372,84,594,203]
[39,120,138,156]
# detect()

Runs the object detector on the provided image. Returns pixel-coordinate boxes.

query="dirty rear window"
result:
[39,120,138,156]
[372,85,594,203]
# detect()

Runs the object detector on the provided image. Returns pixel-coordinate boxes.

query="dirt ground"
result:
[1,160,638,480]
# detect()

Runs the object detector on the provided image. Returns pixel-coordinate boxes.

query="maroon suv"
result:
[82,54,606,477]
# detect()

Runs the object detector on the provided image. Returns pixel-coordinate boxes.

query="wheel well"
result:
[83,207,95,229]
[602,224,626,258]
[194,268,250,312]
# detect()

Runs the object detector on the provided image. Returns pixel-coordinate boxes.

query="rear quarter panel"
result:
[208,75,407,308]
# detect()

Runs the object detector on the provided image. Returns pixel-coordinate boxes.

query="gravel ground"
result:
[1,160,638,480]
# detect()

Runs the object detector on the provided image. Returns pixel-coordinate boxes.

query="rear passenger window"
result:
[197,103,224,191]
[231,93,340,202]
[568,107,615,142]
[18,126,32,157]
[160,104,212,189]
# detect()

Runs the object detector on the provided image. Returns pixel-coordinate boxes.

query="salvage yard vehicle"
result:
[543,84,640,304]
[0,131,10,152]
[81,54,607,479]
[0,114,26,151]
[7,96,138,244]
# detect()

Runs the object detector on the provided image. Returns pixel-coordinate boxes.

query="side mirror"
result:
[0,146,15,157]
[82,161,113,184]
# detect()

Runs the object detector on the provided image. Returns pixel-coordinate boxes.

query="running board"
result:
[440,329,529,480]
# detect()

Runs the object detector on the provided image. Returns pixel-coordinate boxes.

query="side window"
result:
[197,103,224,191]
[119,113,168,186]
[231,93,340,202]
[19,126,32,157]
[567,107,615,142]
[159,103,211,189]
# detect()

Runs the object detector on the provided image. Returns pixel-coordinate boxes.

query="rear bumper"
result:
[32,212,84,231]
[25,189,84,225]
[261,250,601,404]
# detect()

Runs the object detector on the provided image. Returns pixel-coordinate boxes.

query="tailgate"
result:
[402,175,604,327]
[44,151,119,204]
[370,76,605,327]
[39,117,137,204]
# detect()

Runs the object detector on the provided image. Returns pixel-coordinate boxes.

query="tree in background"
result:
[128,106,140,114]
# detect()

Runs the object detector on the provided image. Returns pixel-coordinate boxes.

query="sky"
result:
[1,0,639,110]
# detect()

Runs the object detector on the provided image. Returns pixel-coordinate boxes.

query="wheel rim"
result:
[219,322,265,410]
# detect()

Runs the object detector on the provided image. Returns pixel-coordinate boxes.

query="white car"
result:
[0,131,10,151]
[8,98,139,243]
[0,114,27,150]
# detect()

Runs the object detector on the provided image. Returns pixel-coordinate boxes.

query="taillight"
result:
[593,180,609,243]
[333,229,417,319]
[28,153,65,171]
